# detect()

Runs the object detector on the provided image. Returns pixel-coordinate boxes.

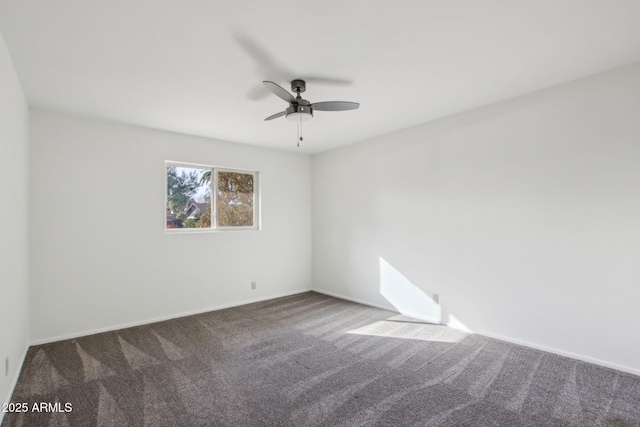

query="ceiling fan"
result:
[263,80,359,145]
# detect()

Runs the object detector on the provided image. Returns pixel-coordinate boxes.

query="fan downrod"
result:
[291,79,306,94]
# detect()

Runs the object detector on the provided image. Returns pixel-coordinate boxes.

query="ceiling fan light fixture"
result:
[285,105,313,121]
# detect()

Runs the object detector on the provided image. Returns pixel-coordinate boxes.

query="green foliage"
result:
[217,172,254,227]
[195,205,212,228]
[166,167,200,214]
[199,170,212,202]
[200,170,211,186]
[182,218,197,228]
[166,166,204,228]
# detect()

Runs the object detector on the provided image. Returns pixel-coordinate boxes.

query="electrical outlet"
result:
[251,281,256,290]
[5,356,8,376]
[433,293,439,305]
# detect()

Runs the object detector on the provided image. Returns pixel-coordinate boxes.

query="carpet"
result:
[2,292,639,426]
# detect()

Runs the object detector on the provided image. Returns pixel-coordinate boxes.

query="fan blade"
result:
[310,101,360,111]
[264,111,286,121]
[234,33,294,100]
[263,81,295,103]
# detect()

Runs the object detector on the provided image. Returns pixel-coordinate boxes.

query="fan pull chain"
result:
[297,114,303,147]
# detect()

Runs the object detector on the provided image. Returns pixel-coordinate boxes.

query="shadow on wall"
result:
[378,257,472,333]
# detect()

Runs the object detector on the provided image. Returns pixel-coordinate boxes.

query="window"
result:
[165,162,259,231]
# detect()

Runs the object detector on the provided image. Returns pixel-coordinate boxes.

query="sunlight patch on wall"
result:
[446,314,473,333]
[379,257,441,324]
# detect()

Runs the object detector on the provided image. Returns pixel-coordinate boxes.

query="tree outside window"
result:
[166,163,258,231]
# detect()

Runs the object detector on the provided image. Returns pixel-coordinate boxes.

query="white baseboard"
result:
[311,289,442,325]
[312,288,640,377]
[311,288,444,324]
[311,288,398,313]
[397,311,443,325]
[478,331,640,377]
[30,288,312,346]
[1,344,29,425]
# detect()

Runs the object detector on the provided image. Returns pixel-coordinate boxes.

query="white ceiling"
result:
[1,1,640,154]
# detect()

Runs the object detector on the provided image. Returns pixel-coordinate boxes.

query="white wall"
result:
[29,110,311,343]
[312,63,640,374]
[0,31,29,408]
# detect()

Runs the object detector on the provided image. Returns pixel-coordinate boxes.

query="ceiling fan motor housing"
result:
[291,79,306,94]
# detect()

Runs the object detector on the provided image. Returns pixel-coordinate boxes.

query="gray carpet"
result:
[2,292,639,426]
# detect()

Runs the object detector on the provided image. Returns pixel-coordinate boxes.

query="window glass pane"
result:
[217,171,255,227]
[166,166,212,229]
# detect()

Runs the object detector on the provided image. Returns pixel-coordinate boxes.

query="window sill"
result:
[165,227,260,234]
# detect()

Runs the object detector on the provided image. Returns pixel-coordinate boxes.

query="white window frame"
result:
[165,161,260,232]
